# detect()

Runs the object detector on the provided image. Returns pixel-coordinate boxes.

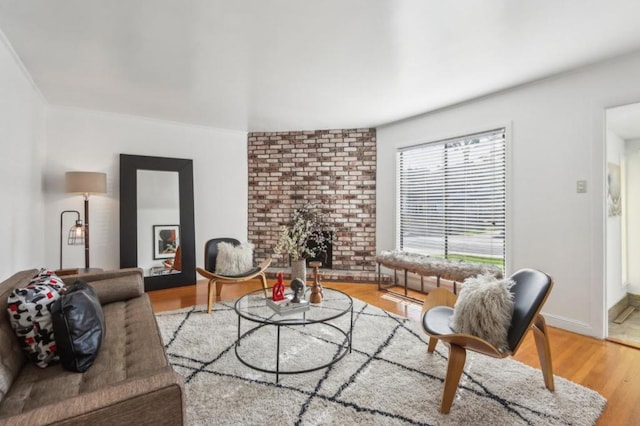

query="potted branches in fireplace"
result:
[274,204,334,288]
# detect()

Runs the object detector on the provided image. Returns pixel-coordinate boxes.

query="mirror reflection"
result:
[136,169,181,276]
[606,102,640,347]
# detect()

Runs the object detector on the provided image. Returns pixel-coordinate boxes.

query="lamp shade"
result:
[65,172,107,194]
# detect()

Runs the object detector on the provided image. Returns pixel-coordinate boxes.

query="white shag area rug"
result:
[156,298,606,425]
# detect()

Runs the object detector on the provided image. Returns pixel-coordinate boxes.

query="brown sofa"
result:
[0,268,185,425]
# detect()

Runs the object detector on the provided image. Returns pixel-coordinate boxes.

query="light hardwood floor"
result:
[149,278,640,425]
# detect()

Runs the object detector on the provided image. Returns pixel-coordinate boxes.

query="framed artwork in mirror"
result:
[153,224,180,259]
[607,162,622,217]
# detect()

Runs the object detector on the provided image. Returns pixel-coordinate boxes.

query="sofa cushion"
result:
[51,280,104,373]
[28,269,65,294]
[60,269,144,305]
[6,278,64,368]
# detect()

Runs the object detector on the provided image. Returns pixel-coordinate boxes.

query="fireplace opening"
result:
[305,231,333,269]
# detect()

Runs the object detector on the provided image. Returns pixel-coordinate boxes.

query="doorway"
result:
[605,103,640,348]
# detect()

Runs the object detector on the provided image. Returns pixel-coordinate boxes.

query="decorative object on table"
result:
[153,224,180,260]
[309,261,323,304]
[196,237,271,314]
[266,294,310,315]
[422,268,554,414]
[156,298,606,425]
[273,203,334,283]
[290,259,308,286]
[59,210,85,269]
[290,278,305,303]
[272,272,285,301]
[65,171,107,269]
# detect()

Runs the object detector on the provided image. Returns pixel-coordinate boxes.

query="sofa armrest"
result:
[61,268,144,305]
[1,368,185,425]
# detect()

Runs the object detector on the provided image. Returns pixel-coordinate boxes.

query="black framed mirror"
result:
[120,154,196,291]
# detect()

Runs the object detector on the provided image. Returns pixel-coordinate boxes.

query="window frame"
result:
[395,127,509,270]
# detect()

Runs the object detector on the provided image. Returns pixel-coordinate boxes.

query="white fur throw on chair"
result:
[450,274,514,351]
[215,242,254,276]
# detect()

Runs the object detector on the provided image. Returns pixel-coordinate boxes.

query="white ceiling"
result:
[3,1,640,132]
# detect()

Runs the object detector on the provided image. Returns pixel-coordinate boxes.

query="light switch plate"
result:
[576,180,587,193]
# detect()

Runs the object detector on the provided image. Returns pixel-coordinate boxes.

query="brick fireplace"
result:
[247,129,377,277]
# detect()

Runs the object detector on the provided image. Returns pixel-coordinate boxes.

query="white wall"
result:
[0,31,46,280]
[378,49,640,338]
[606,129,626,309]
[44,107,248,275]
[626,139,640,295]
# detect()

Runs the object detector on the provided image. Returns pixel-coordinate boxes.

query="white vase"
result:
[290,259,308,297]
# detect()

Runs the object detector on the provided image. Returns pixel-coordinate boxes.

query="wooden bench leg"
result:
[404,269,408,296]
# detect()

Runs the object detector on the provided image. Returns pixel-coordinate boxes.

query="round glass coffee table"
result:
[234,287,353,383]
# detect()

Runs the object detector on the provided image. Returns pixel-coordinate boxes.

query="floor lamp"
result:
[65,171,107,269]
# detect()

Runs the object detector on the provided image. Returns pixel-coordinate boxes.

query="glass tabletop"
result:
[234,287,353,325]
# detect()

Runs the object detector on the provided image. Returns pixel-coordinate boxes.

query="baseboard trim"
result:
[609,295,630,322]
[613,306,636,324]
[543,313,597,337]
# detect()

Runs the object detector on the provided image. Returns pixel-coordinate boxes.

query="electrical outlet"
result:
[576,180,587,193]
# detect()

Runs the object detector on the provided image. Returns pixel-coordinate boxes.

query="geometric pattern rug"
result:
[155,297,606,425]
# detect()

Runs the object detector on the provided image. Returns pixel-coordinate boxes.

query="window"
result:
[397,128,505,268]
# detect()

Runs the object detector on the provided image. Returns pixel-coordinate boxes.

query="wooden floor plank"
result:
[148,278,640,425]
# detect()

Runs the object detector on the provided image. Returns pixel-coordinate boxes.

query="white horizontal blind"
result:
[397,128,505,268]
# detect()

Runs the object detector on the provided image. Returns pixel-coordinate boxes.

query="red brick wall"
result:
[247,129,376,271]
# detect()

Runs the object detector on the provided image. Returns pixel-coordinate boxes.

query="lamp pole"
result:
[65,171,106,270]
[84,194,90,269]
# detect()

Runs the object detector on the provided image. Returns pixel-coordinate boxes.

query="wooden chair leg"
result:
[207,279,216,314]
[427,337,438,353]
[533,314,555,391]
[259,272,268,296]
[216,281,224,297]
[441,344,466,414]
